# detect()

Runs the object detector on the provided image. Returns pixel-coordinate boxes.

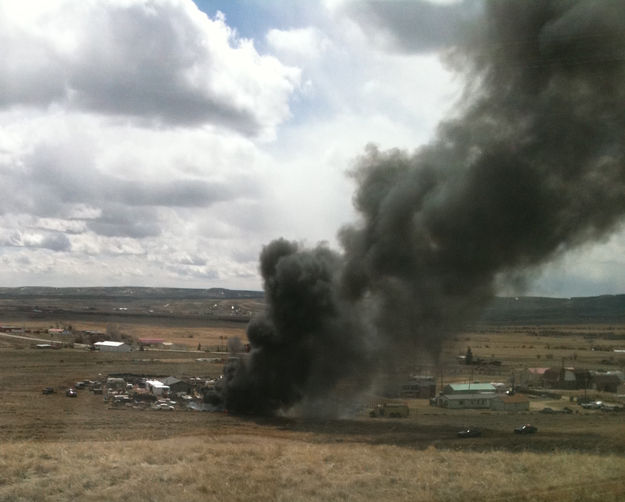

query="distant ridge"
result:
[480,294,625,324]
[0,288,623,324]
[0,286,264,300]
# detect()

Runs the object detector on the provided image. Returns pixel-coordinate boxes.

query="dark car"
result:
[42,387,55,394]
[514,424,537,434]
[457,428,482,438]
[66,388,78,397]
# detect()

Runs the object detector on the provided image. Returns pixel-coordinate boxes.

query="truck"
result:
[369,402,409,418]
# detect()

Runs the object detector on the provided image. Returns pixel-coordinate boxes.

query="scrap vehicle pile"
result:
[102,374,222,411]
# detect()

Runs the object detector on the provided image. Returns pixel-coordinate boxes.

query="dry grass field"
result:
[1,307,625,501]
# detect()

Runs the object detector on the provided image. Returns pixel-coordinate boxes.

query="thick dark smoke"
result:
[218,1,625,415]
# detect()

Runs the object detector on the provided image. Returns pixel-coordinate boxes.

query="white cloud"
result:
[266,27,331,61]
[0,0,300,137]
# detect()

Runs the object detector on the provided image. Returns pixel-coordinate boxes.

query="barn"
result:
[94,341,132,352]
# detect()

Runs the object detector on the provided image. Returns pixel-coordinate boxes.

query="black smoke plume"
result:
[219,1,625,415]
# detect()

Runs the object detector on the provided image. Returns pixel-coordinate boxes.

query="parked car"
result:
[457,428,481,438]
[66,388,78,397]
[514,424,537,434]
[41,387,55,394]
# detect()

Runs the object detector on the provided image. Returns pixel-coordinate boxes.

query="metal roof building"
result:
[443,383,497,394]
[94,341,131,352]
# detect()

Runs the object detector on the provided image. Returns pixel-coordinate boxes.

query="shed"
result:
[491,394,530,411]
[138,338,164,346]
[94,341,131,352]
[400,378,436,398]
[161,376,192,395]
[519,367,549,387]
[592,373,623,393]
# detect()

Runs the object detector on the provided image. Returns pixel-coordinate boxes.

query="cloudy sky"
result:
[1,0,623,297]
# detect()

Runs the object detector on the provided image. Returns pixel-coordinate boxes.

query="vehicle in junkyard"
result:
[514,424,537,434]
[42,387,55,394]
[66,388,78,397]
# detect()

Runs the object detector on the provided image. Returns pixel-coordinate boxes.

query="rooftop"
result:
[446,383,496,392]
[94,341,127,347]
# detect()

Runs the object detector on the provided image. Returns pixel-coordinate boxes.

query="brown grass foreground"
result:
[1,435,625,502]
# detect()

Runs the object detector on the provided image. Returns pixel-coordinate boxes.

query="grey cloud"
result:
[0,1,297,135]
[86,206,161,238]
[0,231,71,252]
[40,233,72,252]
[344,0,482,53]
[2,143,238,239]
[111,179,234,208]
[167,264,219,280]
[0,26,66,107]
[177,255,207,266]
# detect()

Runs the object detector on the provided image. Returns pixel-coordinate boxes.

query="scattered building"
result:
[48,328,69,336]
[517,367,550,387]
[592,371,625,393]
[400,376,437,398]
[543,368,591,390]
[94,341,132,352]
[138,338,164,347]
[161,376,192,395]
[437,393,495,409]
[491,393,530,411]
[517,367,592,390]
[146,379,170,397]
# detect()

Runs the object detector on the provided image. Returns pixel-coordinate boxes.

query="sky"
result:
[0,0,624,297]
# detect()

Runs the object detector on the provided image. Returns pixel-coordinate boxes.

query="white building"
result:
[437,393,496,409]
[146,379,170,396]
[94,341,131,352]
